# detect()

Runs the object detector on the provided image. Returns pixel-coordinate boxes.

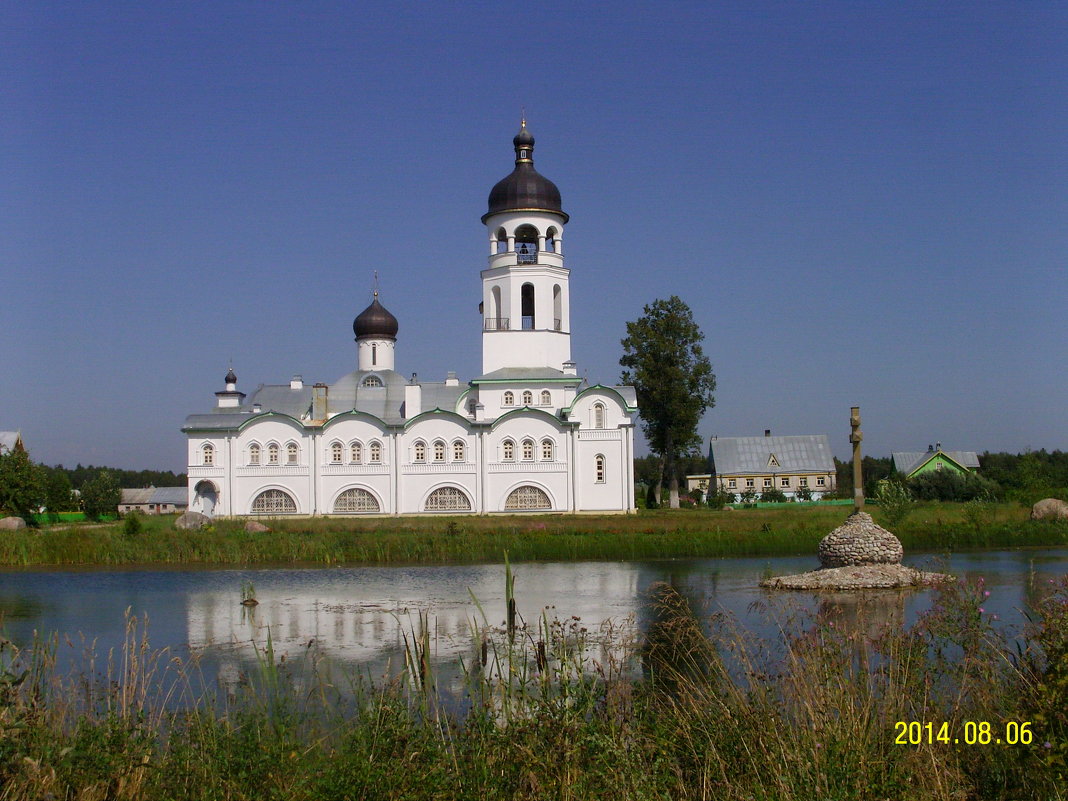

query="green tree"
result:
[43,468,75,521]
[80,470,121,521]
[873,478,914,528]
[620,296,716,509]
[0,444,46,523]
[759,487,788,503]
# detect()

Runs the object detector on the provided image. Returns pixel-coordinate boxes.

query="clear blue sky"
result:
[3,1,1066,472]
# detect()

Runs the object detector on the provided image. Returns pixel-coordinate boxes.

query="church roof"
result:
[353,295,399,341]
[482,123,568,223]
[709,435,835,476]
[472,367,581,383]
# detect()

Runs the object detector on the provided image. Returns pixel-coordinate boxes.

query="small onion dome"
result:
[353,295,399,341]
[225,367,237,385]
[483,122,568,224]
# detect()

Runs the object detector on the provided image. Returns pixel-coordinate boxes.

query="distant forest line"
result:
[43,464,187,490]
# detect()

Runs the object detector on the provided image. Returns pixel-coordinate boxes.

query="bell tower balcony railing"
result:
[484,317,510,331]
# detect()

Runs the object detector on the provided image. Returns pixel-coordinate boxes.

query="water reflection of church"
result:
[182,123,637,517]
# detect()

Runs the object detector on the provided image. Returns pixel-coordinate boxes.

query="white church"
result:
[183,124,638,516]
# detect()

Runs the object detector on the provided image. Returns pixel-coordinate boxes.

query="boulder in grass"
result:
[818,511,903,568]
[1031,498,1068,521]
[0,516,27,530]
[175,511,212,530]
[245,520,270,533]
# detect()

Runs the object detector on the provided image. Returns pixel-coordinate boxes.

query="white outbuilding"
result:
[182,124,638,516]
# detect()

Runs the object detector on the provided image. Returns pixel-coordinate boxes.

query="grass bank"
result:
[0,503,1065,568]
[0,574,1065,799]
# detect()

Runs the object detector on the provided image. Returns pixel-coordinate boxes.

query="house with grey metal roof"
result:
[182,125,638,517]
[691,431,837,500]
[0,431,24,453]
[119,487,189,515]
[892,444,980,479]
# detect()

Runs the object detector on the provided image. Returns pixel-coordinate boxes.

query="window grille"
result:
[595,455,606,483]
[424,486,471,511]
[363,375,382,387]
[505,485,551,510]
[251,489,297,515]
[334,487,380,513]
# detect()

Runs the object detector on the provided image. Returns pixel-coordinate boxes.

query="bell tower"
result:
[480,121,571,374]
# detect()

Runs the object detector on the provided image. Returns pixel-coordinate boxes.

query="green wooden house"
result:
[891,443,980,479]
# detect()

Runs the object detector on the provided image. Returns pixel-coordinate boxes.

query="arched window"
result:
[202,443,214,465]
[541,439,554,461]
[369,441,382,463]
[540,390,551,406]
[488,286,504,330]
[505,485,552,510]
[330,442,343,463]
[546,226,558,253]
[248,443,261,465]
[521,283,535,329]
[515,224,538,263]
[522,439,535,461]
[286,442,299,465]
[413,441,426,463]
[552,284,562,331]
[424,486,471,512]
[503,391,514,406]
[502,439,515,461]
[522,390,533,405]
[495,226,508,254]
[267,443,280,465]
[363,375,382,388]
[593,403,606,429]
[251,488,297,515]
[350,441,362,463]
[595,454,606,484]
[433,440,445,463]
[334,487,380,513]
[371,343,377,366]
[452,439,465,462]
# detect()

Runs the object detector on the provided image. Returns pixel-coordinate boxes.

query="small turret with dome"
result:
[353,290,398,371]
[215,364,245,408]
[483,120,568,223]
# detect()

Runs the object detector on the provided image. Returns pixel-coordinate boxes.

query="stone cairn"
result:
[761,407,951,590]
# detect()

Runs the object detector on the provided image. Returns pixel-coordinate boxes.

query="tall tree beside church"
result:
[0,444,46,523]
[620,296,716,509]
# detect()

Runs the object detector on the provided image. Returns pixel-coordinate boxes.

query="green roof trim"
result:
[489,406,572,430]
[402,408,472,430]
[563,385,638,416]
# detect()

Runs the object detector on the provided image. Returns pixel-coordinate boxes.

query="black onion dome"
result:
[483,123,568,223]
[225,367,237,385]
[353,295,398,341]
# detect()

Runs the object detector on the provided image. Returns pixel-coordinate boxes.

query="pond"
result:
[1,548,1065,698]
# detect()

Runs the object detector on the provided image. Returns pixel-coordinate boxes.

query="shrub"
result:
[759,487,787,504]
[122,511,144,538]
[873,479,914,528]
[795,485,813,502]
[645,484,659,510]
[908,469,1000,502]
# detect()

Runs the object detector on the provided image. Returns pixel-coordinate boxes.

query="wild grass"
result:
[0,574,1066,799]
[0,503,1064,568]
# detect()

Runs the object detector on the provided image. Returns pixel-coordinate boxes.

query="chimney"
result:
[290,375,303,390]
[312,383,329,422]
[404,379,421,419]
[562,360,577,376]
[445,371,459,387]
[936,442,941,451]
[764,429,771,438]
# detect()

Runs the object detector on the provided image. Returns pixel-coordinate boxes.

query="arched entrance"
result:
[504,485,552,511]
[192,480,218,517]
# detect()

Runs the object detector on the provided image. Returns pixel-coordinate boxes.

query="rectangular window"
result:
[727,478,737,489]
[816,476,826,487]
[799,477,808,487]
[745,478,754,488]
[780,477,790,488]
[763,478,772,489]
